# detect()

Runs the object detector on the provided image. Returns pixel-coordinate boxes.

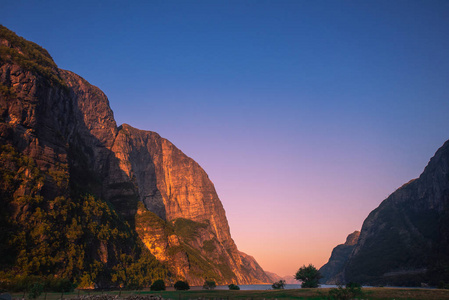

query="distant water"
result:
[215,284,338,290]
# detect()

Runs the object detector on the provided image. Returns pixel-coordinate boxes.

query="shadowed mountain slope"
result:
[319,231,360,284]
[323,140,449,286]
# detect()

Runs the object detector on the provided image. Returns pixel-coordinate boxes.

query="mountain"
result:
[0,25,269,287]
[265,271,282,283]
[323,140,449,286]
[319,231,360,284]
[265,272,297,285]
[238,252,272,283]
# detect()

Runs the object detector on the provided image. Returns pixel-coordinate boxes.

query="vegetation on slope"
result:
[0,144,167,290]
[135,204,238,284]
[0,25,65,86]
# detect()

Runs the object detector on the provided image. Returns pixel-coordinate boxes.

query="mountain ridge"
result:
[319,231,360,284]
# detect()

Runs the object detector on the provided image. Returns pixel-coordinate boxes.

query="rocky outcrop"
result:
[239,251,271,284]
[0,25,269,286]
[341,140,449,286]
[319,231,360,284]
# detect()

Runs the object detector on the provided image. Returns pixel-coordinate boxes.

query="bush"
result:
[438,281,449,289]
[174,281,190,290]
[150,279,166,291]
[0,276,75,293]
[346,282,361,289]
[28,283,43,299]
[53,279,76,293]
[272,280,286,289]
[228,283,240,290]
[327,283,364,300]
[202,280,216,290]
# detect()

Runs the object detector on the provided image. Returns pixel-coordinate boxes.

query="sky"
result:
[2,0,449,277]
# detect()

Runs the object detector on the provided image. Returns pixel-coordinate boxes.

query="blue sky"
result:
[2,0,449,276]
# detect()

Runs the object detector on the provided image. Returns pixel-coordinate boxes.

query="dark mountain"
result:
[0,25,269,287]
[319,231,360,284]
[324,139,449,286]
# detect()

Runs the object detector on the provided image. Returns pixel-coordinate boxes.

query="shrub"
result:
[174,281,190,290]
[0,276,76,293]
[202,280,216,290]
[327,283,364,300]
[345,282,361,289]
[150,279,165,291]
[28,283,43,299]
[228,283,240,290]
[272,280,286,289]
[52,278,76,293]
[438,281,449,289]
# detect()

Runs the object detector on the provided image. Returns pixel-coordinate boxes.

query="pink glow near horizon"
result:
[165,118,446,277]
[4,0,449,279]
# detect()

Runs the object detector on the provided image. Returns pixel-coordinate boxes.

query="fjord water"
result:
[215,284,338,290]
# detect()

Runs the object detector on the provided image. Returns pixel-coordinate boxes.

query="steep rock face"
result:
[106,124,269,284]
[0,26,166,285]
[343,140,449,286]
[238,251,272,284]
[319,231,360,284]
[0,25,269,286]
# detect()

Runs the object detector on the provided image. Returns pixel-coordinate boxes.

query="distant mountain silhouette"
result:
[322,140,449,286]
[319,231,360,284]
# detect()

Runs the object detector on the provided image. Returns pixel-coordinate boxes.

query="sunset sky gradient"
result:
[2,0,449,277]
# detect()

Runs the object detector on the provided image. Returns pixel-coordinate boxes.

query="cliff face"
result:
[107,124,269,284]
[319,231,360,284]
[238,251,272,284]
[0,26,169,287]
[0,25,269,286]
[341,140,449,286]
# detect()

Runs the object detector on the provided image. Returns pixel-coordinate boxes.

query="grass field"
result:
[6,287,449,300]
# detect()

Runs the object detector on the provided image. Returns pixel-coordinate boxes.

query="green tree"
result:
[271,279,286,289]
[294,264,322,288]
[28,283,43,299]
[228,283,240,290]
[150,279,165,291]
[174,280,190,290]
[202,280,216,290]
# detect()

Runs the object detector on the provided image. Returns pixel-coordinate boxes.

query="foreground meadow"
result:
[7,287,449,300]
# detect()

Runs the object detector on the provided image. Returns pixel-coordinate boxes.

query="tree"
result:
[272,279,286,289]
[28,283,43,299]
[202,280,216,290]
[150,279,166,291]
[228,283,240,290]
[294,264,322,288]
[174,280,190,290]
